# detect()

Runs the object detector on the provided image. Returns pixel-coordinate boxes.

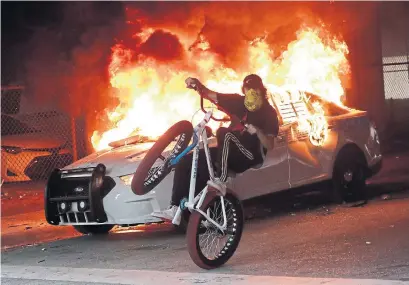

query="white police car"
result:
[45,92,382,235]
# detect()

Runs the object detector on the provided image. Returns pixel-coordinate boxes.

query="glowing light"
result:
[91,25,350,151]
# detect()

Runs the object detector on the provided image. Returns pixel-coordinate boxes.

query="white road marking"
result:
[1,265,408,285]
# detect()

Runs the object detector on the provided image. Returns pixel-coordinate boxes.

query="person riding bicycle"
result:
[152,74,279,221]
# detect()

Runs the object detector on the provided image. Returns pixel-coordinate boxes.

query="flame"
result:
[304,101,329,146]
[91,24,350,151]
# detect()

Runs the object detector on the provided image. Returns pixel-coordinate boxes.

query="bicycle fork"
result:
[172,185,228,233]
[171,125,227,232]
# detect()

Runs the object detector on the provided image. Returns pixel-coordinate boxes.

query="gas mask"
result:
[244,88,264,112]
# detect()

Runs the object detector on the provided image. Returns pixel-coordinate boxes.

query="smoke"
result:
[121,2,355,71]
[139,30,185,62]
[24,2,126,134]
[23,2,369,149]
[24,1,356,110]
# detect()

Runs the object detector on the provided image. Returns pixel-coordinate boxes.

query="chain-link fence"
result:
[1,86,89,185]
[380,2,409,134]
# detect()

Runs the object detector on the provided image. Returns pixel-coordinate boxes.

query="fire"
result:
[303,101,329,146]
[91,24,350,151]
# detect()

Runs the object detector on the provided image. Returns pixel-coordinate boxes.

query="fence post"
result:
[71,116,78,161]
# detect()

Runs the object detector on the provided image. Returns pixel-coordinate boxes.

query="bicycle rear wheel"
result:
[186,190,244,269]
[131,120,193,195]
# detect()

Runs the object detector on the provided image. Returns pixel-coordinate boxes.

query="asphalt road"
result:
[1,150,409,285]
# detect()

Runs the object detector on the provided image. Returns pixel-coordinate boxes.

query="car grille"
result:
[60,211,92,224]
[50,178,90,198]
[50,175,115,224]
[46,165,115,225]
[49,176,115,199]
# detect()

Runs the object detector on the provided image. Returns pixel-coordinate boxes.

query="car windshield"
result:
[1,114,40,136]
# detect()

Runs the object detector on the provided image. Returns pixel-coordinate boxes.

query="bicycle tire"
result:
[186,189,244,269]
[131,120,193,195]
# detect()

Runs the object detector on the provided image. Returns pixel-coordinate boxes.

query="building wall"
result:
[343,2,386,131]
[343,2,409,134]
[380,2,409,134]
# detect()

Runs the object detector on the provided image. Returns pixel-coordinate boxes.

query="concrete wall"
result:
[380,2,409,136]
[343,2,387,131]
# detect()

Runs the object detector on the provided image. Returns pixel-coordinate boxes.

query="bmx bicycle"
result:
[131,80,245,269]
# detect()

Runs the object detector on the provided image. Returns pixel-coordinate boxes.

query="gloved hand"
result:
[245,124,258,135]
[185,77,202,91]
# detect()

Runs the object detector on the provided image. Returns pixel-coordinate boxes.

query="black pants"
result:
[171,128,263,206]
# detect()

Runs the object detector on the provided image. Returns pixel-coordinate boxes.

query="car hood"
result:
[63,142,159,177]
[63,137,218,177]
[1,133,66,149]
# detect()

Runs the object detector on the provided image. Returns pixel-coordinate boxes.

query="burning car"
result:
[44,17,383,234]
[44,91,382,235]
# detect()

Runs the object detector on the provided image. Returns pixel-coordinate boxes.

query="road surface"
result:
[1,151,409,285]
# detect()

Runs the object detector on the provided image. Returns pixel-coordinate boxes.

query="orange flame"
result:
[91,25,350,151]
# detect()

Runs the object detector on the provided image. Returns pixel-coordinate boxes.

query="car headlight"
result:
[2,146,22,155]
[120,174,134,186]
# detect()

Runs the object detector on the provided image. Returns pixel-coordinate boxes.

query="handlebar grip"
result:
[186,82,199,91]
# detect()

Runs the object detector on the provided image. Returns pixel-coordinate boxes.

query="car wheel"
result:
[73,224,114,235]
[331,148,368,204]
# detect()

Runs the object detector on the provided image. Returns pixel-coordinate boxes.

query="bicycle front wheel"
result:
[131,120,193,195]
[186,190,244,269]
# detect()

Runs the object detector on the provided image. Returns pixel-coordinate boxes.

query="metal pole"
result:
[402,3,409,83]
[71,116,78,161]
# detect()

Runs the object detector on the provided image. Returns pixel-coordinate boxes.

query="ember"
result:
[91,9,350,151]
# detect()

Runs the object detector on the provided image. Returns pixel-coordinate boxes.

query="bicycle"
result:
[131,80,245,269]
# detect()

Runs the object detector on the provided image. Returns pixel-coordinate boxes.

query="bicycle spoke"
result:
[197,197,237,260]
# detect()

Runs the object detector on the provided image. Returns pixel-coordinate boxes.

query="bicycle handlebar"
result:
[186,80,243,125]
[200,96,232,122]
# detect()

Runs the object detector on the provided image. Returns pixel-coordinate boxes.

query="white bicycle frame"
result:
[171,109,228,232]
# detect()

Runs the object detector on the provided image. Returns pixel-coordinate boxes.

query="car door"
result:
[287,131,324,187]
[274,99,324,188]
[285,100,331,187]
[231,128,290,201]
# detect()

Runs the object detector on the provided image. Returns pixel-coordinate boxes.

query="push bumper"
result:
[45,164,116,225]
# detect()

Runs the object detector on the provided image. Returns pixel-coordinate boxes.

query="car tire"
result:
[73,224,114,235]
[331,146,368,204]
